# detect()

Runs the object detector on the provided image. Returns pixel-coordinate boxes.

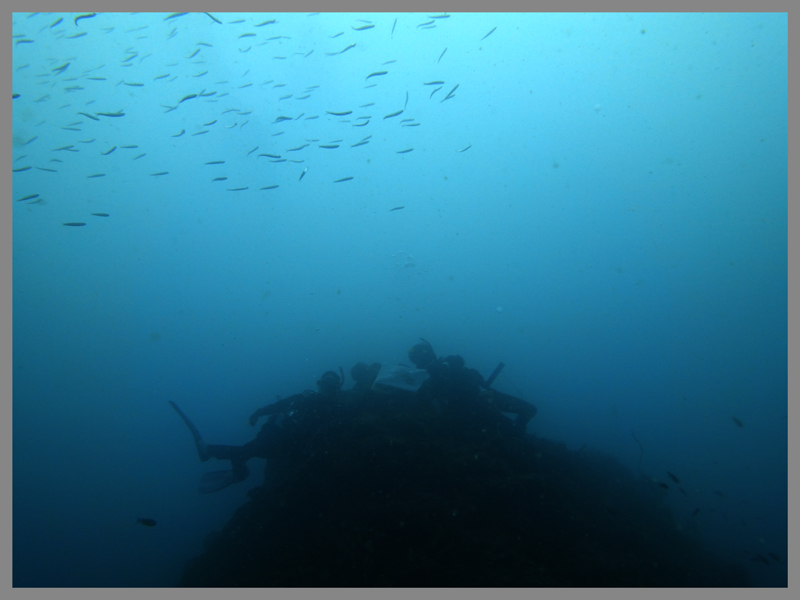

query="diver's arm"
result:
[248,408,267,427]
[248,396,293,426]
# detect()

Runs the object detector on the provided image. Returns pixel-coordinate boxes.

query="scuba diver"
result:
[349,361,382,394]
[407,339,538,436]
[170,370,345,493]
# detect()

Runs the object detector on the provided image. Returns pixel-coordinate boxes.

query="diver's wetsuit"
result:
[481,387,538,432]
[171,371,347,492]
[208,389,339,483]
[416,351,537,435]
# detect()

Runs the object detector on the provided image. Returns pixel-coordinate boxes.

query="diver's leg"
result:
[512,415,529,436]
[230,459,250,482]
[483,390,537,436]
[513,404,538,437]
[199,422,294,492]
[205,444,242,460]
[204,444,251,480]
[169,401,210,461]
[194,445,252,493]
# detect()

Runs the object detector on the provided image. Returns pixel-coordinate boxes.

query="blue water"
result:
[12,12,787,587]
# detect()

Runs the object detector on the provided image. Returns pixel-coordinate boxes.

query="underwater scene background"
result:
[12,12,787,587]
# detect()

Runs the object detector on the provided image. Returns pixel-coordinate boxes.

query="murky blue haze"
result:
[12,12,787,587]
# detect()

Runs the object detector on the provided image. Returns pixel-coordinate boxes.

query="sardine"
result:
[137,518,157,527]
[74,13,96,26]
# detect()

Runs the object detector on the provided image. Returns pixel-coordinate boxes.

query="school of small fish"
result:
[12,12,491,225]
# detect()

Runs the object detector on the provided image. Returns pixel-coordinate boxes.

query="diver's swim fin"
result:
[198,470,237,494]
[169,401,210,462]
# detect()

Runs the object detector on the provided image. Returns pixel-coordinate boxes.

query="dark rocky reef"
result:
[180,394,749,586]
